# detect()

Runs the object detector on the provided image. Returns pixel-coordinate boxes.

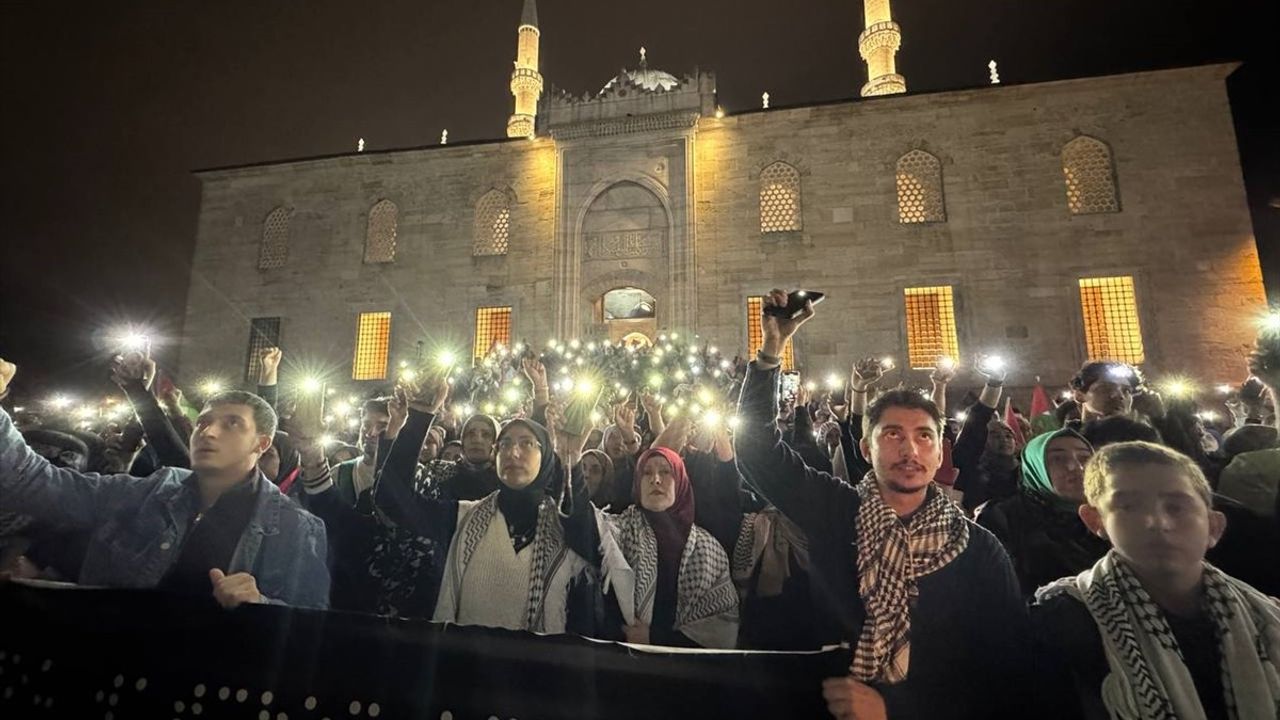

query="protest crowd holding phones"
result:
[2,290,1279,719]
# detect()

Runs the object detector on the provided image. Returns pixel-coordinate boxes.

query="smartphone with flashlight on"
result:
[763,290,826,320]
[293,379,328,434]
[780,371,801,403]
[562,388,603,437]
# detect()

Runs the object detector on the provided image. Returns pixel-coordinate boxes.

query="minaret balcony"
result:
[858,20,902,59]
[860,73,906,96]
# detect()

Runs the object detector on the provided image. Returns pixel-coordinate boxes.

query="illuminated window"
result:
[473,306,513,361]
[896,150,945,224]
[746,296,796,370]
[759,162,802,233]
[1062,136,1120,215]
[474,190,511,256]
[244,317,281,382]
[903,286,960,369]
[259,207,290,270]
[352,312,392,381]
[1079,277,1144,364]
[364,199,398,264]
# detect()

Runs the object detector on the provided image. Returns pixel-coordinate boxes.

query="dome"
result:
[600,47,681,94]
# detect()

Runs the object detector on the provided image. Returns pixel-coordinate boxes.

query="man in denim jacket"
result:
[0,359,329,609]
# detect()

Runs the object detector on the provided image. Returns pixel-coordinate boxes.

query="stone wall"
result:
[692,63,1265,388]
[179,63,1264,393]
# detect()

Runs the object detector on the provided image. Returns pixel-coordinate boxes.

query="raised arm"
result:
[112,354,191,469]
[0,361,138,530]
[732,291,859,539]
[256,347,282,410]
[371,378,457,536]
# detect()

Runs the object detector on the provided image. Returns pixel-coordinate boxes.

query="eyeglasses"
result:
[497,437,542,454]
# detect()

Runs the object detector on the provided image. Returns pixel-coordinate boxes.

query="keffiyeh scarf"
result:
[1045,551,1280,720]
[851,476,969,684]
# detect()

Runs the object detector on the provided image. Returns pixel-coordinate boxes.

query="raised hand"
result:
[975,353,1007,384]
[259,347,283,386]
[522,357,549,399]
[640,391,662,417]
[759,288,814,361]
[387,386,410,439]
[111,351,157,391]
[851,357,885,392]
[0,358,15,398]
[615,399,638,433]
[929,357,958,385]
[403,373,449,415]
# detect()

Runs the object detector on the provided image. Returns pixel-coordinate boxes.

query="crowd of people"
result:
[2,290,1279,719]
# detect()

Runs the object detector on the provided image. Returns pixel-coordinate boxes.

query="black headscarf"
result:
[495,419,562,553]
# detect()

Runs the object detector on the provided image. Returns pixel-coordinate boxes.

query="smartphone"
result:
[763,290,825,320]
[293,381,327,433]
[780,372,801,402]
[563,388,603,437]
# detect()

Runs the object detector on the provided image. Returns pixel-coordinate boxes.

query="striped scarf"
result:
[1044,552,1280,720]
[851,476,969,684]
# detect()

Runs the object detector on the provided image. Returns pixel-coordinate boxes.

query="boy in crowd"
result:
[1032,441,1280,719]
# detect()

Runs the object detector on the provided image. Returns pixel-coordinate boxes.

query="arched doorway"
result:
[599,287,657,344]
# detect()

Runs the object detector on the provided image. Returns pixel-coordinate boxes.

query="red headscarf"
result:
[634,447,696,596]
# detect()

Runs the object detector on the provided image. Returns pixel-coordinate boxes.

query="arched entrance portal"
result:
[598,287,657,344]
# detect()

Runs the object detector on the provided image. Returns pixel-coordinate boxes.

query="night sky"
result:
[1,0,1276,400]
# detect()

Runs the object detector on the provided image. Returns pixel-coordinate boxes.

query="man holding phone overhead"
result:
[0,355,330,609]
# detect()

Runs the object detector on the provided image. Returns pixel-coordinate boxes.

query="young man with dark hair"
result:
[1070,361,1143,422]
[733,291,1029,720]
[0,357,329,609]
[1032,441,1280,718]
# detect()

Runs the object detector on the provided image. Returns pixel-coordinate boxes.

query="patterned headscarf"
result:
[851,477,970,684]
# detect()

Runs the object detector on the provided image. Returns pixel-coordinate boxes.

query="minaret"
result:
[858,0,906,97]
[506,0,542,138]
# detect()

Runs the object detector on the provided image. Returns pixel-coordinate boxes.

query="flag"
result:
[1030,383,1052,419]
[1004,397,1027,448]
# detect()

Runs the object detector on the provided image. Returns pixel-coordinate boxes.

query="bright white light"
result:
[300,377,324,395]
[936,356,956,370]
[956,411,969,422]
[697,388,714,405]
[200,380,225,395]
[117,330,150,352]
[436,351,458,369]
[1108,366,1134,380]
[1216,384,1233,395]
[47,395,74,410]
[320,434,336,446]
[825,374,843,390]
[881,357,895,370]
[982,355,1007,372]
[503,387,521,403]
[727,415,741,429]
[804,381,817,392]
[704,410,723,426]
[346,417,359,429]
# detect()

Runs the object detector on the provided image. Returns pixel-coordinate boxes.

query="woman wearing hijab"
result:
[578,449,615,508]
[598,446,739,648]
[418,414,501,501]
[372,377,599,634]
[977,428,1109,596]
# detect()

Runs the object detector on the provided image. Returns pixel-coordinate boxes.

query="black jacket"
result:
[977,491,1110,597]
[733,363,1031,719]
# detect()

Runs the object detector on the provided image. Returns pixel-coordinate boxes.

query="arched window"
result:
[1062,136,1120,215]
[896,150,945,224]
[759,162,802,233]
[364,199,398,264]
[474,190,511,256]
[258,206,290,270]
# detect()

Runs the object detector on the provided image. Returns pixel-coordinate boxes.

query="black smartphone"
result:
[763,290,825,320]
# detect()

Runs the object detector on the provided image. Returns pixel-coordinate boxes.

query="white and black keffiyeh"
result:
[604,506,739,648]
[1040,551,1280,720]
[440,492,571,633]
[851,476,969,684]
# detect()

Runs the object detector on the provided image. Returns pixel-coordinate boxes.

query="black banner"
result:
[0,584,846,719]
